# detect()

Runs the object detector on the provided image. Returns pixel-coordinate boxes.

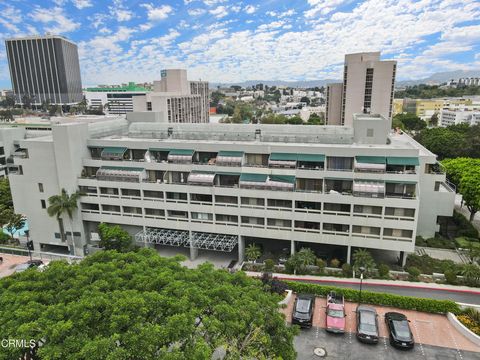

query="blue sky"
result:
[0,0,479,88]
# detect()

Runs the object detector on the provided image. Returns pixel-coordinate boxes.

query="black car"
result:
[385,312,415,349]
[356,305,379,344]
[27,259,44,267]
[292,294,315,328]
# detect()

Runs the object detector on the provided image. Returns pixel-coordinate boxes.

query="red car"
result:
[325,291,346,333]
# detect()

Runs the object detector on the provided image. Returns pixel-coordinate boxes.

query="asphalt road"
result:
[295,326,480,360]
[294,279,480,305]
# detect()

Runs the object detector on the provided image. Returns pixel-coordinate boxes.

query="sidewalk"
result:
[245,271,480,294]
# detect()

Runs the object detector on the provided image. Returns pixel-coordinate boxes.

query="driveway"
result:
[282,295,480,357]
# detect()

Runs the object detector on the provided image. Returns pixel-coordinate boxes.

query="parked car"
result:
[14,260,44,273]
[356,305,379,344]
[385,312,415,349]
[325,291,346,333]
[292,294,315,328]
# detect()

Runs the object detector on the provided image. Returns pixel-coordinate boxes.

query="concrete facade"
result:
[8,115,455,262]
[326,83,343,125]
[440,109,480,127]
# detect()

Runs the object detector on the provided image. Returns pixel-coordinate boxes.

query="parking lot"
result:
[282,295,480,359]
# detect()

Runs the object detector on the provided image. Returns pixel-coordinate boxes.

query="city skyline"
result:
[0,0,479,88]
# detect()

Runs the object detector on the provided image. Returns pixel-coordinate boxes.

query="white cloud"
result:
[151,29,181,47]
[29,6,80,33]
[203,0,226,6]
[257,21,285,32]
[209,6,228,18]
[72,0,92,9]
[109,0,134,22]
[305,0,350,18]
[141,3,173,21]
[244,5,257,14]
[0,18,20,33]
[188,8,206,16]
[266,9,296,18]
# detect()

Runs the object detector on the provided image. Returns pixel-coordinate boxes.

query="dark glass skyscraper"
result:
[5,35,83,105]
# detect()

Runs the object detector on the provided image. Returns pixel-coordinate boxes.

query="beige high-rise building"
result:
[325,83,343,125]
[131,69,209,123]
[326,52,396,127]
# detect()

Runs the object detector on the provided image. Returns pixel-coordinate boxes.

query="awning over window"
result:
[269,153,297,161]
[385,180,417,185]
[148,148,169,152]
[386,157,419,166]
[240,173,268,182]
[297,154,325,162]
[353,181,385,194]
[267,175,295,190]
[168,149,194,163]
[187,172,215,185]
[96,166,145,182]
[355,156,386,164]
[268,175,296,184]
[216,151,244,166]
[101,147,127,159]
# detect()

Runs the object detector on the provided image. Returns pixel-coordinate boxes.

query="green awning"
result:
[297,154,325,162]
[218,151,244,157]
[101,166,144,171]
[148,148,170,152]
[355,156,386,164]
[325,177,352,181]
[386,180,417,185]
[269,175,296,184]
[386,157,419,166]
[269,153,297,161]
[101,147,127,155]
[216,171,241,176]
[168,149,194,156]
[240,173,268,182]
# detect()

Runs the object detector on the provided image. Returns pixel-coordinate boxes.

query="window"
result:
[366,128,374,137]
[147,101,152,111]
[38,183,44,192]
[41,199,46,208]
[326,156,353,171]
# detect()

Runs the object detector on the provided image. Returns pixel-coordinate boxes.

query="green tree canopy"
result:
[395,85,480,99]
[393,113,427,131]
[352,248,376,276]
[442,158,480,221]
[286,248,316,275]
[98,223,133,252]
[245,243,262,262]
[0,249,297,360]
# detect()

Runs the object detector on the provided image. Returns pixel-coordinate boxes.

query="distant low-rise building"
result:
[440,109,480,127]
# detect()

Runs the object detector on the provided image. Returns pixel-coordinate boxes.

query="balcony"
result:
[385,182,416,199]
[354,156,385,173]
[13,148,28,159]
[324,178,352,195]
[385,156,418,174]
[352,181,385,198]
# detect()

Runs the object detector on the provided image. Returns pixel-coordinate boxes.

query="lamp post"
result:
[358,266,365,304]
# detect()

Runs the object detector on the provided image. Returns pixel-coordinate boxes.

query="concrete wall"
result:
[326,83,343,125]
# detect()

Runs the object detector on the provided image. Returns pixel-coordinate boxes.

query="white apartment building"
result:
[84,83,149,115]
[326,52,396,126]
[440,109,480,127]
[0,127,26,177]
[8,114,455,265]
[131,69,209,123]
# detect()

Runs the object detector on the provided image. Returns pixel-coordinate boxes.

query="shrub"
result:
[316,258,326,273]
[330,258,340,268]
[269,279,288,295]
[444,269,457,285]
[457,315,480,336]
[341,263,352,277]
[284,281,460,314]
[453,211,479,239]
[407,266,421,281]
[264,259,275,272]
[377,263,390,278]
[406,254,464,275]
[0,232,10,244]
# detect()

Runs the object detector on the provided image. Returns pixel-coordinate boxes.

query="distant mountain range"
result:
[211,70,480,89]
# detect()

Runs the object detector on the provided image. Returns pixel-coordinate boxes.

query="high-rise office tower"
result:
[5,34,83,105]
[326,52,396,127]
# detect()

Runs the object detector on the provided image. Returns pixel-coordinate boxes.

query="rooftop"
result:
[84,82,150,93]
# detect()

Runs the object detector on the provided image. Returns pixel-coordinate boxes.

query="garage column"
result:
[189,231,198,261]
[238,235,245,263]
[346,245,351,264]
[399,251,407,267]
[290,240,295,255]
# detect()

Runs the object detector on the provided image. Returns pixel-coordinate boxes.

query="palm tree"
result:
[352,248,376,276]
[47,189,84,256]
[245,244,262,263]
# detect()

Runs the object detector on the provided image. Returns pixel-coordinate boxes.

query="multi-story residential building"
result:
[8,114,455,264]
[0,127,28,178]
[326,52,396,126]
[5,35,83,105]
[131,69,209,123]
[440,109,480,127]
[84,82,150,115]
[325,83,343,125]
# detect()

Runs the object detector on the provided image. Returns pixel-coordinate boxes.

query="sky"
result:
[0,0,479,88]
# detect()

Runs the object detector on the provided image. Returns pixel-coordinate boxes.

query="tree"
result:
[48,104,59,117]
[3,210,25,240]
[352,248,376,276]
[3,95,15,108]
[430,113,439,127]
[442,158,480,221]
[300,96,310,105]
[0,110,14,122]
[47,188,84,256]
[210,91,226,107]
[286,248,316,275]
[21,94,35,110]
[0,249,298,360]
[393,113,426,131]
[98,223,133,252]
[41,99,51,112]
[307,113,324,125]
[462,263,480,286]
[245,244,262,263]
[284,116,303,124]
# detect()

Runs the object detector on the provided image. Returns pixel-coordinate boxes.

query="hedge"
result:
[284,281,460,315]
